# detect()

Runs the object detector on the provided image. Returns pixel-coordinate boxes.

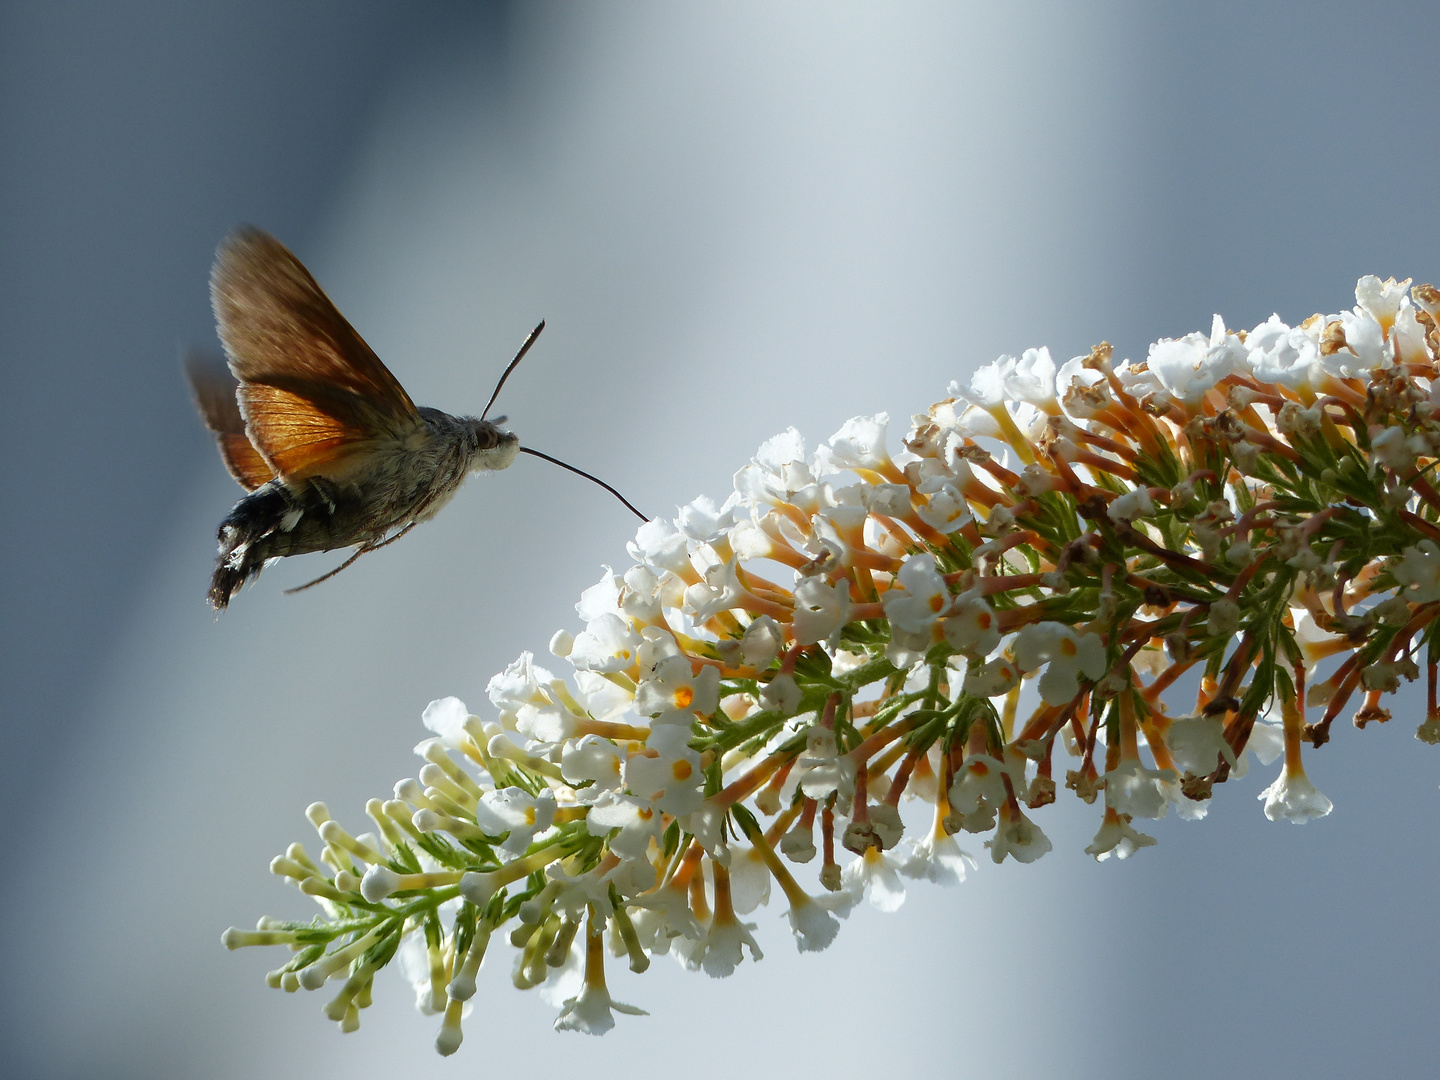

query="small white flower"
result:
[420,696,470,748]
[474,787,557,855]
[682,803,730,862]
[487,653,557,713]
[514,697,578,744]
[1105,758,1176,820]
[759,672,803,716]
[1147,324,1247,404]
[1394,541,1440,603]
[568,614,643,673]
[794,725,856,803]
[1339,308,1389,368]
[779,823,817,863]
[882,553,952,635]
[691,912,763,978]
[1013,621,1108,705]
[585,790,661,860]
[733,428,814,507]
[1230,716,1284,779]
[739,615,784,668]
[676,494,737,544]
[840,848,907,912]
[623,724,704,817]
[961,656,1020,698]
[942,592,1001,657]
[792,575,852,648]
[785,895,840,952]
[985,804,1052,864]
[575,567,623,622]
[885,624,931,670]
[1258,768,1333,823]
[635,655,720,718]
[619,565,664,623]
[914,480,974,533]
[1085,811,1157,861]
[1247,315,1321,387]
[895,824,976,885]
[725,847,773,914]
[636,625,683,671]
[1008,346,1058,405]
[1114,356,1164,399]
[1107,487,1154,524]
[560,734,622,789]
[950,404,1003,437]
[553,984,647,1035]
[1393,303,1430,364]
[864,483,913,518]
[815,413,892,476]
[631,882,704,948]
[953,357,1012,408]
[1055,354,1110,416]
[685,558,748,623]
[571,670,634,722]
[1355,274,1412,328]
[1370,426,1428,474]
[396,932,444,1015]
[627,518,696,579]
[1163,716,1236,776]
[949,754,1008,813]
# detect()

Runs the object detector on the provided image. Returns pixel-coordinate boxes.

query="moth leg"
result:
[306,476,342,515]
[282,521,419,595]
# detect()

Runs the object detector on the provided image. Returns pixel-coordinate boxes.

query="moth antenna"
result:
[479,321,646,521]
[480,319,546,421]
[283,522,419,595]
[519,447,648,522]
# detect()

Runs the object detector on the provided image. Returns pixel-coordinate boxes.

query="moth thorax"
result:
[465,418,521,473]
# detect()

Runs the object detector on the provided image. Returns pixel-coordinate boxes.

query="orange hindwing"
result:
[184,350,276,491]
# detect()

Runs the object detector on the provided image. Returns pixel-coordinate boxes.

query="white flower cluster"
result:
[226,276,1440,1049]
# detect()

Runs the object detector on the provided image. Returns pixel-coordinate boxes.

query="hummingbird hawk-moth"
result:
[187,227,643,610]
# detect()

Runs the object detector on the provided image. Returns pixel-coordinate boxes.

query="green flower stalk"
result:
[225,275,1440,1047]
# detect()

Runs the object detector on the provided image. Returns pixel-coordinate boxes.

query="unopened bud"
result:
[360,866,401,903]
[436,998,465,1056]
[549,629,574,658]
[459,870,500,907]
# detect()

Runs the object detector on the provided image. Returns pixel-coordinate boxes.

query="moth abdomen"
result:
[209,480,347,609]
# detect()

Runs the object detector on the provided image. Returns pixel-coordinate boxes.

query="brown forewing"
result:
[210,227,420,479]
[184,350,276,491]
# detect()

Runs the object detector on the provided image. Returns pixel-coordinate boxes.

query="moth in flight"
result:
[187,228,644,609]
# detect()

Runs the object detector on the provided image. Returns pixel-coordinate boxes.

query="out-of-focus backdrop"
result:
[3,3,1438,1078]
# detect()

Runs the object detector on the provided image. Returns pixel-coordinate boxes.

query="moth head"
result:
[465,418,521,472]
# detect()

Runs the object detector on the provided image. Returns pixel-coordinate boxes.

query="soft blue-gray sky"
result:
[3,4,1438,1078]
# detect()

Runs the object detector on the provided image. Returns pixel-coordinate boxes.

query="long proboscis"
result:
[480,319,546,422]
[520,446,649,522]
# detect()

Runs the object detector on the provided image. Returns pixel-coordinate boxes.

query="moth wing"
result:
[183,349,277,491]
[210,227,420,479]
[236,380,387,481]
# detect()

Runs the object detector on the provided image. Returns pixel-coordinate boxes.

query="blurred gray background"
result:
[3,2,1438,1078]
